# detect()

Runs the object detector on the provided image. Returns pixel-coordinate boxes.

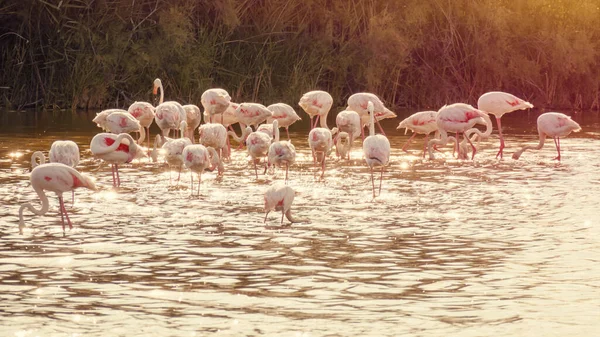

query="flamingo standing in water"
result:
[266,103,301,140]
[93,109,143,136]
[478,91,533,158]
[161,121,192,183]
[335,110,361,159]
[264,182,300,225]
[244,124,272,179]
[308,126,338,179]
[199,122,229,160]
[347,92,396,139]
[268,120,296,183]
[396,110,438,157]
[512,112,581,161]
[31,140,81,204]
[427,103,492,160]
[363,101,391,198]
[182,144,223,196]
[183,104,201,142]
[335,132,351,160]
[153,78,186,138]
[90,133,143,187]
[128,101,155,147]
[201,88,231,123]
[18,163,96,234]
[235,103,272,130]
[298,90,333,130]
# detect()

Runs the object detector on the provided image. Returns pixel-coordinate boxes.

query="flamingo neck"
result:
[369,110,375,137]
[18,185,49,233]
[31,151,46,168]
[159,82,164,105]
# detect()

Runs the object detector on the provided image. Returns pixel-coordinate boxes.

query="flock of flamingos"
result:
[18,78,582,233]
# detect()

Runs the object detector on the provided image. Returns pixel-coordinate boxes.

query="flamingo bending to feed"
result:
[335,110,361,159]
[244,125,272,179]
[347,92,396,138]
[160,121,192,183]
[128,101,155,147]
[235,103,272,130]
[308,126,338,179]
[478,91,533,159]
[336,132,351,160]
[92,109,123,131]
[268,120,296,183]
[18,163,96,234]
[90,133,143,187]
[153,78,186,138]
[182,144,223,196]
[427,103,492,160]
[266,103,301,140]
[363,101,391,198]
[200,122,251,161]
[512,112,581,161]
[31,140,81,204]
[396,110,438,157]
[201,88,231,123]
[183,104,201,142]
[264,182,301,225]
[298,90,333,129]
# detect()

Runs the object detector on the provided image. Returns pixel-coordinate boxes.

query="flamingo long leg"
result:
[280,210,285,224]
[465,133,477,160]
[58,197,66,230]
[198,173,202,195]
[177,166,181,182]
[115,164,121,187]
[376,119,386,136]
[285,163,289,183]
[553,137,561,161]
[190,172,194,195]
[422,134,429,158]
[71,191,74,205]
[254,159,259,179]
[379,167,384,196]
[370,167,375,198]
[495,116,505,159]
[264,211,270,223]
[455,132,459,157]
[360,126,365,141]
[402,133,417,152]
[111,164,116,187]
[61,197,73,230]
[286,127,291,141]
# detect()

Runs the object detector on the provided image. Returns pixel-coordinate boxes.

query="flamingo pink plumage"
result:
[266,103,301,140]
[235,103,272,130]
[201,88,231,123]
[363,101,391,198]
[18,163,96,234]
[268,121,296,183]
[90,133,142,187]
[183,104,201,143]
[512,112,581,161]
[396,110,438,157]
[264,182,299,225]
[245,125,272,179]
[153,78,186,138]
[298,90,333,129]
[347,93,396,139]
[478,91,533,159]
[127,101,155,147]
[308,126,338,179]
[182,144,222,195]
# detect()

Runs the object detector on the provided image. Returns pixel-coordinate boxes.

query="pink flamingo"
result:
[245,125,272,179]
[363,101,391,198]
[427,103,492,160]
[335,110,361,159]
[268,121,296,183]
[18,163,96,234]
[31,140,81,204]
[347,92,396,139]
[183,104,201,142]
[335,131,351,160]
[308,126,338,179]
[266,103,301,140]
[235,103,272,130]
[160,122,192,183]
[264,182,300,225]
[153,78,186,138]
[396,110,438,157]
[512,112,581,161]
[298,90,333,129]
[201,88,231,123]
[182,144,223,196]
[127,101,155,147]
[90,133,143,187]
[478,91,533,158]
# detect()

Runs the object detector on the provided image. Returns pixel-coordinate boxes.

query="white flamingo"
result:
[478,91,534,158]
[182,144,223,196]
[266,103,301,140]
[298,90,333,129]
[336,132,351,160]
[235,102,272,130]
[335,110,361,159]
[308,126,338,179]
[512,112,581,161]
[396,110,438,157]
[31,140,81,204]
[256,122,275,139]
[201,88,231,123]
[363,101,391,198]
[347,92,396,138]
[427,103,492,160]
[160,122,192,183]
[153,78,186,138]
[264,182,300,225]
[90,133,143,187]
[183,104,201,142]
[127,101,155,147]
[18,163,96,234]
[199,123,230,160]
[268,121,296,183]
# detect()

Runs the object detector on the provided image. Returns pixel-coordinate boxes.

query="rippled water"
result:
[1,109,599,336]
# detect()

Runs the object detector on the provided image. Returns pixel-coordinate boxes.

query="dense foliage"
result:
[1,0,598,111]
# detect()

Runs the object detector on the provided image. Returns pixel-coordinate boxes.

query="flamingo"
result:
[203,102,240,129]
[347,93,396,138]
[256,122,275,139]
[18,163,96,234]
[92,109,122,131]
[268,120,296,183]
[182,144,223,196]
[478,91,533,158]
[264,182,300,225]
[235,103,272,130]
[244,125,272,179]
[308,126,338,179]
[336,132,351,160]
[127,101,155,147]
[266,103,301,140]
[201,88,231,123]
[90,133,143,187]
[298,90,333,129]
[31,140,81,204]
[183,104,201,142]
[427,103,492,160]
[363,101,391,198]
[396,110,438,157]
[335,110,361,159]
[153,78,186,138]
[160,121,192,183]
[199,122,236,160]
[512,112,581,161]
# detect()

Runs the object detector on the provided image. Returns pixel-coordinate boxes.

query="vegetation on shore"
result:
[1,0,598,112]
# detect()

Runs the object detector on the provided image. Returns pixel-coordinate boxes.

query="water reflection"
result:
[0,109,599,336]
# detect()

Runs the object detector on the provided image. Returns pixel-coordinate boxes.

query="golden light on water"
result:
[9,151,23,159]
